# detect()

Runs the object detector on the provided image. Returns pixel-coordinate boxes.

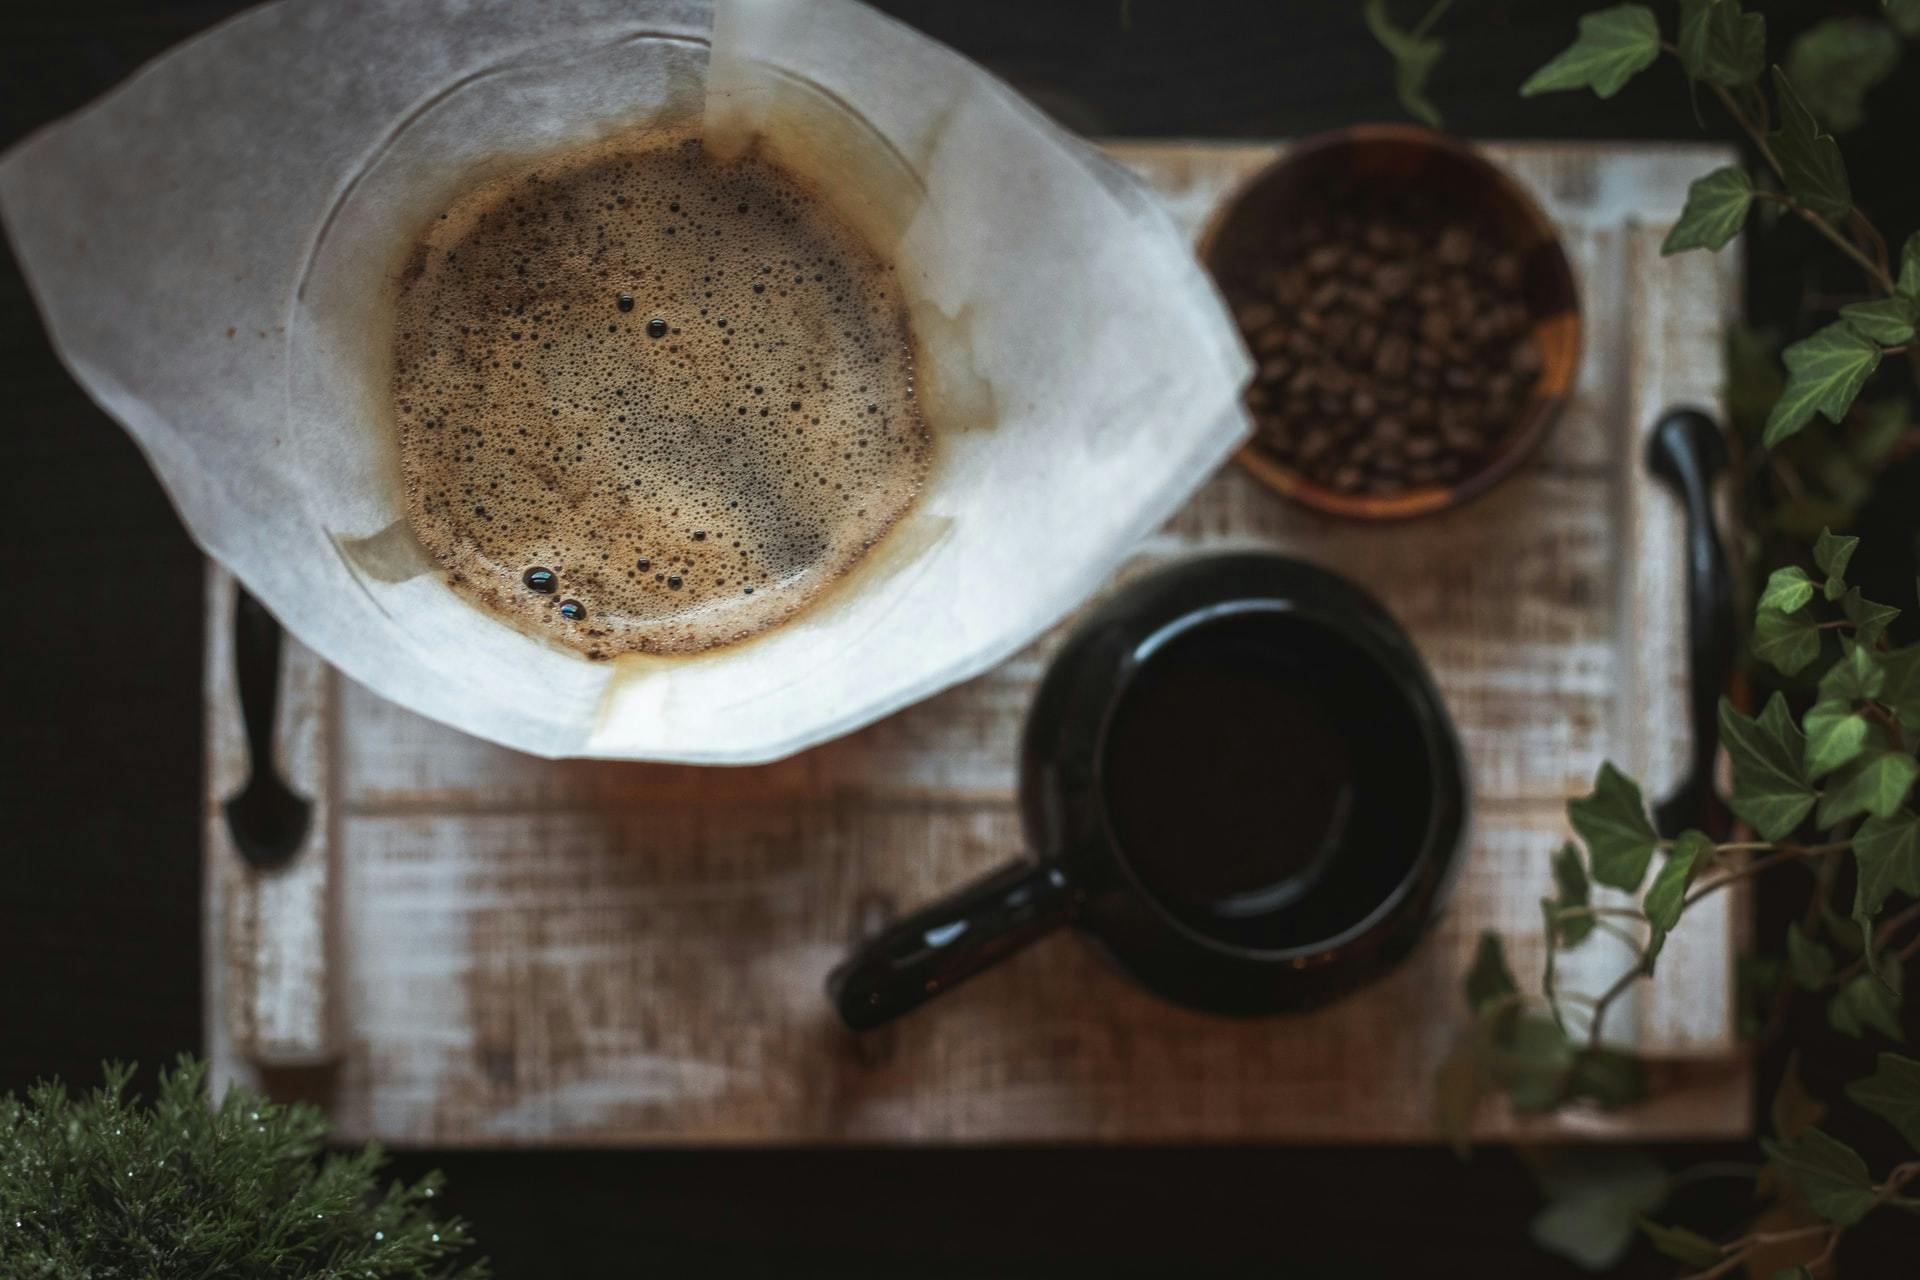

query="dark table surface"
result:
[5,2,1917,1276]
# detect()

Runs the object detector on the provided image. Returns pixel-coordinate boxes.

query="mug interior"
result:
[1095,604,1439,955]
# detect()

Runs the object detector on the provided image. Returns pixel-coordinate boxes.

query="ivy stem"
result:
[1831,899,1920,988]
[1409,0,1454,41]
[1762,851,1842,1049]
[1584,962,1644,1050]
[1552,905,1644,921]
[1805,1226,1843,1277]
[1684,842,1850,910]
[1696,76,1897,295]
[1587,841,1852,1048]
[1593,919,1645,949]
[1739,1225,1833,1248]
[1678,1222,1832,1280]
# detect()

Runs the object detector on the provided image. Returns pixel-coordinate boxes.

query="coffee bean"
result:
[1437,225,1474,266]
[1375,334,1411,379]
[1225,189,1543,497]
[1236,301,1279,330]
[1373,263,1413,298]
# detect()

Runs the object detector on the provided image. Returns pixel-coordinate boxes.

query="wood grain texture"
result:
[204,568,338,1066]
[206,140,1749,1144]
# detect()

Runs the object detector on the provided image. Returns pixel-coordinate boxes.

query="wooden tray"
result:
[205,140,1751,1144]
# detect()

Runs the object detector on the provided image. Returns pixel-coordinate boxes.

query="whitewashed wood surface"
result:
[205,140,1751,1144]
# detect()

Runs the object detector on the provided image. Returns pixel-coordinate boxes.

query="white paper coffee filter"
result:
[0,0,1250,761]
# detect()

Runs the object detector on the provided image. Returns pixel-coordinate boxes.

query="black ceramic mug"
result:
[827,553,1471,1030]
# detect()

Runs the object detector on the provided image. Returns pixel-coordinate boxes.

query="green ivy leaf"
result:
[1883,645,1920,728]
[1784,19,1902,133]
[1823,902,1868,954]
[1842,587,1902,650]
[1839,297,1918,346]
[1830,957,1905,1040]
[1763,322,1882,449]
[1719,694,1817,839]
[1769,67,1854,220]
[1787,924,1835,989]
[1521,5,1661,99]
[1854,809,1920,919]
[1823,639,1885,701]
[1661,166,1753,255]
[1529,1149,1667,1271]
[1729,323,1787,433]
[1812,526,1859,577]
[1551,841,1594,947]
[1466,932,1519,1013]
[1567,1049,1646,1107]
[1856,899,1887,983]
[1639,1219,1722,1267]
[1739,952,1783,1037]
[1844,1052,1920,1149]
[1887,0,1920,40]
[1803,700,1869,780]
[1498,1014,1577,1111]
[1540,897,1565,1031]
[1818,745,1920,826]
[1815,526,1860,595]
[1771,1052,1825,1140]
[1759,565,1817,613]
[1433,1035,1482,1158]
[1761,1129,1877,1224]
[1677,0,1766,87]
[1752,606,1823,675]
[1644,922,1668,973]
[1900,230,1920,301]
[1570,763,1660,890]
[1642,830,1709,932]
[1364,0,1446,129]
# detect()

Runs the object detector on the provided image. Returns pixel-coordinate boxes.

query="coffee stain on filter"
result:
[703,0,1002,441]
[909,300,998,434]
[333,519,436,584]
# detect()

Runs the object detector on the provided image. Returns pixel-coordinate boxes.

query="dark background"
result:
[4,2,1917,1275]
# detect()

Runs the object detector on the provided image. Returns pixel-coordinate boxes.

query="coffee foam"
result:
[391,131,928,658]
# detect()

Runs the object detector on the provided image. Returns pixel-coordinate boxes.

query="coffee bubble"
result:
[391,133,928,657]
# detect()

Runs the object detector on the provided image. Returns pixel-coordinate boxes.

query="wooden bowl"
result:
[1201,125,1581,520]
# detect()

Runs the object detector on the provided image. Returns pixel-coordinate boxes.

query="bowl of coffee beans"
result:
[1202,125,1580,519]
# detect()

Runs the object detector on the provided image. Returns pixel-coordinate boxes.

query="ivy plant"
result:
[1369,1,1920,1272]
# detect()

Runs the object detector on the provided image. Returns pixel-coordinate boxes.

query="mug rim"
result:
[1087,596,1458,965]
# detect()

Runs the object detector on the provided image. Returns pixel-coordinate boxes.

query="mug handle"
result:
[827,859,1076,1031]
[1646,406,1734,839]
